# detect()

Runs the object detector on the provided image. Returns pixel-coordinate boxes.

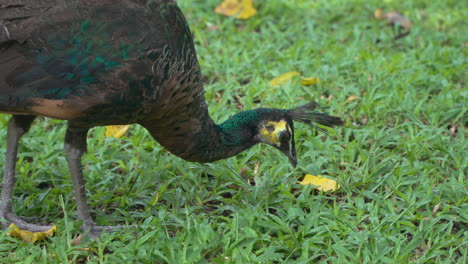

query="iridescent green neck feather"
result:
[141,108,285,163]
[217,108,283,146]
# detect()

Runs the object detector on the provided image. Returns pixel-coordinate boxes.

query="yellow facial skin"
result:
[259,120,290,146]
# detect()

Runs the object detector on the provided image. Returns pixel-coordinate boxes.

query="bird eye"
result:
[266,124,275,132]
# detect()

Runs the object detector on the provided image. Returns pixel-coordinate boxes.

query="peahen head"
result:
[216,102,344,167]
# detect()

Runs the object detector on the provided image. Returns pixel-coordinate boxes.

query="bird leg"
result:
[65,125,129,238]
[0,117,130,238]
[0,115,54,232]
[64,127,95,228]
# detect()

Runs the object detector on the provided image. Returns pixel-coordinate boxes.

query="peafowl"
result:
[0,0,343,236]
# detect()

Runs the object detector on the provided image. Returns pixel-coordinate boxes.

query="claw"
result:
[81,223,138,239]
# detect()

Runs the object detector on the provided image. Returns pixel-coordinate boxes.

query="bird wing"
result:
[0,0,194,122]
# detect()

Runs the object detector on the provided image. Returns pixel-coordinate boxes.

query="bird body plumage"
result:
[0,0,343,236]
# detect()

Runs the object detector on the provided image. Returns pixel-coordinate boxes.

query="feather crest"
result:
[287,102,344,127]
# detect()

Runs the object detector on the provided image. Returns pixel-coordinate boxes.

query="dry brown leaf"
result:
[448,124,458,137]
[215,0,257,19]
[71,234,83,246]
[374,8,412,31]
[233,94,244,109]
[432,202,442,216]
[254,162,259,174]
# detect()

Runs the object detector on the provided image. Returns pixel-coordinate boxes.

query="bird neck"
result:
[142,109,270,163]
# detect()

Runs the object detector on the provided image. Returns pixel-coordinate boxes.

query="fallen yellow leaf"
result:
[300,76,320,86]
[269,71,300,87]
[345,95,359,104]
[215,0,257,19]
[270,72,320,87]
[105,125,130,138]
[8,224,57,243]
[374,8,385,19]
[299,174,340,192]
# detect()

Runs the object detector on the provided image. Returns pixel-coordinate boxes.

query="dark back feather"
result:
[0,0,221,160]
[0,0,207,126]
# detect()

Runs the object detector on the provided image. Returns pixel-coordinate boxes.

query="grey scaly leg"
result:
[0,115,53,232]
[64,126,95,230]
[65,125,128,238]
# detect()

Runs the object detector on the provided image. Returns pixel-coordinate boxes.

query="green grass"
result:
[0,0,466,263]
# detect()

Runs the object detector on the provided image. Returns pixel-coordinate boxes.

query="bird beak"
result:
[288,151,297,168]
[278,131,297,168]
[280,142,297,168]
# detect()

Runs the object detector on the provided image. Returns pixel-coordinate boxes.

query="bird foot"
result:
[80,222,137,239]
[1,212,137,239]
[1,212,56,242]
[1,212,54,233]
